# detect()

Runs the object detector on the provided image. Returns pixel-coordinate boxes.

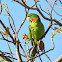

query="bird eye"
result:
[31,15,32,16]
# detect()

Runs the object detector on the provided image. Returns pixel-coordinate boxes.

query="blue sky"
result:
[0,0,62,62]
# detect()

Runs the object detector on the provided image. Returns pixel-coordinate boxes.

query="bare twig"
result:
[59,0,62,4]
[5,5,16,32]
[15,8,29,61]
[6,37,14,62]
[52,18,62,25]
[0,53,12,62]
[0,0,2,14]
[8,18,15,34]
[0,27,5,33]
[13,0,37,10]
[46,0,62,16]
[45,54,51,62]
[13,0,62,26]
[37,8,62,26]
[50,0,62,9]
[16,8,29,34]
[31,0,39,8]
[39,5,50,15]
[28,35,54,61]
[0,31,5,39]
[38,52,42,62]
[6,56,17,60]
[0,51,17,60]
[50,0,57,16]
[0,20,15,42]
[20,43,26,56]
[0,38,14,43]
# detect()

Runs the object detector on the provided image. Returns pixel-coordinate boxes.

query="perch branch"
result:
[28,34,54,61]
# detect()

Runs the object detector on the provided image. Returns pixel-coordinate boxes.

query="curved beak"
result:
[27,17,31,22]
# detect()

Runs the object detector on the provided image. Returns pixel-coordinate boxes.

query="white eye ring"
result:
[27,17,30,21]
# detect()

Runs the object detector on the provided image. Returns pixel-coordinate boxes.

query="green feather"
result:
[28,13,45,57]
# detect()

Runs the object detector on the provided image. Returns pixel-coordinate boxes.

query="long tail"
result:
[31,44,37,62]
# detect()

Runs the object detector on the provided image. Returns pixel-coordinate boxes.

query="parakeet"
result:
[27,13,44,57]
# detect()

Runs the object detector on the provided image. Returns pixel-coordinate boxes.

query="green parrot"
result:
[27,13,44,57]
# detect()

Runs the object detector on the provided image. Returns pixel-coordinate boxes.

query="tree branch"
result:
[0,20,15,42]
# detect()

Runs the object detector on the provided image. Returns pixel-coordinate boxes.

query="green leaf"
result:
[54,27,58,30]
[52,31,55,37]
[4,8,6,11]
[2,3,5,6]
[5,2,7,5]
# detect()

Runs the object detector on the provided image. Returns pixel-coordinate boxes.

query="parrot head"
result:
[27,13,40,23]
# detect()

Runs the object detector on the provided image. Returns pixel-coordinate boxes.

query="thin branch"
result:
[37,8,62,26]
[0,54,12,62]
[0,27,5,33]
[6,37,14,62]
[0,0,2,14]
[46,0,62,16]
[50,0,62,9]
[7,56,17,60]
[5,5,16,32]
[13,0,62,26]
[0,51,26,58]
[8,18,15,34]
[38,53,42,62]
[0,20,15,42]
[0,51,17,60]
[28,36,54,61]
[0,60,4,61]
[52,18,62,25]
[20,43,26,56]
[51,36,54,49]
[14,8,29,62]
[59,0,62,4]
[16,8,29,34]
[13,0,37,10]
[31,0,39,8]
[15,32,23,62]
[45,54,51,62]
[13,8,28,62]
[0,31,5,39]
[15,40,23,62]
[39,5,50,15]
[0,38,14,43]
[0,31,15,44]
[51,0,57,16]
